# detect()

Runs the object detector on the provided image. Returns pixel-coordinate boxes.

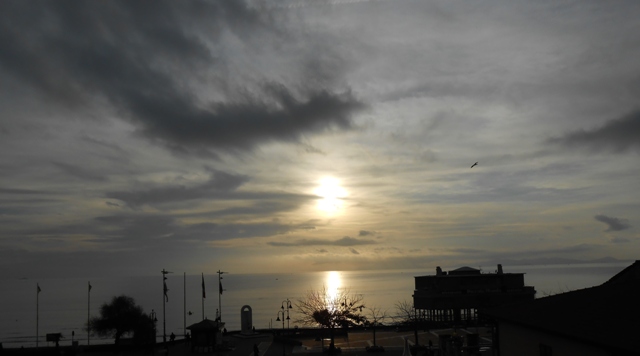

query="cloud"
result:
[477,244,599,263]
[179,221,298,241]
[0,1,365,156]
[53,162,108,182]
[15,212,314,251]
[448,248,486,255]
[594,214,631,232]
[358,230,375,236]
[267,236,376,247]
[106,169,249,208]
[549,110,640,153]
[0,188,52,195]
[349,247,360,255]
[610,237,630,243]
[105,169,313,217]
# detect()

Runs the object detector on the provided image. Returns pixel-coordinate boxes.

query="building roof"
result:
[451,266,479,272]
[446,266,482,276]
[482,261,640,353]
[187,319,224,331]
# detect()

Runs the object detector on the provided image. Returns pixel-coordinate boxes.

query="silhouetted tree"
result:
[393,300,419,345]
[88,295,155,345]
[295,287,365,353]
[365,306,387,350]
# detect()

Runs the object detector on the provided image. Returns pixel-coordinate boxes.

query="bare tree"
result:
[393,300,419,345]
[295,286,365,353]
[365,306,387,351]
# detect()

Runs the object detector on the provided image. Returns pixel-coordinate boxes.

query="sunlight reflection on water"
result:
[0,262,630,348]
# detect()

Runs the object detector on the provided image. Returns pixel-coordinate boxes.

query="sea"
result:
[0,262,631,349]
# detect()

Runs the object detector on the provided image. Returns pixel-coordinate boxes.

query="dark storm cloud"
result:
[349,248,360,255]
[358,230,374,236]
[594,214,631,232]
[0,0,365,156]
[267,236,376,247]
[549,110,640,153]
[155,84,362,155]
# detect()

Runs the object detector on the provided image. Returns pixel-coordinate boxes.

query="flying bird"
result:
[471,162,478,168]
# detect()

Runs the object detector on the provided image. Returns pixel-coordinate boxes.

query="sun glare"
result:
[314,177,347,213]
[326,271,342,304]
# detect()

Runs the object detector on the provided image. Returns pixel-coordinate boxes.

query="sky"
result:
[1,0,639,278]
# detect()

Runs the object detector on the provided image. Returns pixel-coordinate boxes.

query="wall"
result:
[498,321,610,356]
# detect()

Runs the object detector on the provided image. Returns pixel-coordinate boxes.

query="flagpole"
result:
[36,283,39,349]
[162,269,172,345]
[183,272,186,337]
[201,273,205,320]
[88,281,91,346]
[217,270,227,322]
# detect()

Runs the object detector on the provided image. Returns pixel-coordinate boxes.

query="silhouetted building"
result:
[413,265,535,325]
[187,319,225,353]
[482,260,640,356]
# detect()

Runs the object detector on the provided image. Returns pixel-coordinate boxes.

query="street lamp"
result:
[276,310,285,330]
[276,310,286,356]
[281,299,292,330]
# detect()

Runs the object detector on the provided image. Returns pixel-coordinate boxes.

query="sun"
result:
[314,177,347,213]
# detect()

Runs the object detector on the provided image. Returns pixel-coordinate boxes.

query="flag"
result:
[88,282,92,292]
[201,273,206,299]
[164,281,169,302]
[37,284,41,294]
[219,280,223,295]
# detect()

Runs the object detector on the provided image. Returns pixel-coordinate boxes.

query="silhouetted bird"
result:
[471,162,478,168]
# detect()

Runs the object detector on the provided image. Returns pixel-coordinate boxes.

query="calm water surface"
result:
[0,262,630,348]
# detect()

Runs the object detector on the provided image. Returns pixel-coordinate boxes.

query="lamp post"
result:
[281,299,292,330]
[276,310,285,330]
[276,310,286,356]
